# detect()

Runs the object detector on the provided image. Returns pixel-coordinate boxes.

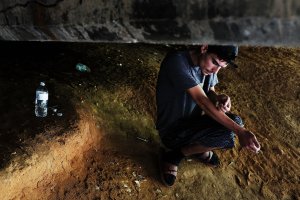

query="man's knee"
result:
[220,130,235,149]
[227,113,244,127]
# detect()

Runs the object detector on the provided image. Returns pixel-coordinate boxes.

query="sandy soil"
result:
[0,42,299,200]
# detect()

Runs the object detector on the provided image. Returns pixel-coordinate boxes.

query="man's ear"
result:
[200,45,208,54]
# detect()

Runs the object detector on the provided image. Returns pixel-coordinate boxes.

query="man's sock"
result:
[163,148,185,166]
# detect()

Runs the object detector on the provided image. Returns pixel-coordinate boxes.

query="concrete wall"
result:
[1,0,300,45]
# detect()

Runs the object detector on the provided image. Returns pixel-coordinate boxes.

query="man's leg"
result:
[181,113,244,158]
[159,113,243,186]
[160,144,218,187]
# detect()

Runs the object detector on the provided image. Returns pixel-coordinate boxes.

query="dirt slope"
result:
[0,43,299,200]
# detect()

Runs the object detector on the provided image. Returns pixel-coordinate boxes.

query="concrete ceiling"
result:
[1,0,300,45]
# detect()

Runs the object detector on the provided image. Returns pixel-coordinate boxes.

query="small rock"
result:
[126,188,131,193]
[260,183,277,199]
[235,175,246,188]
[228,161,235,166]
[246,171,255,185]
[95,185,100,190]
[57,113,63,117]
[273,147,284,155]
[155,189,162,193]
[175,193,179,198]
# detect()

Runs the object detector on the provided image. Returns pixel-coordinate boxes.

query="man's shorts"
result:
[160,113,244,150]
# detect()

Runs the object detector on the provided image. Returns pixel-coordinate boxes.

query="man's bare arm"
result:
[187,85,261,153]
[207,87,231,113]
[188,85,243,134]
[207,87,218,104]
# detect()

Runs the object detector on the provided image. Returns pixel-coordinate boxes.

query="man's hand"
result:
[216,94,231,113]
[238,130,261,153]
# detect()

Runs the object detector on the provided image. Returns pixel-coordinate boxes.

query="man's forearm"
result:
[188,85,245,136]
[207,89,218,105]
[197,95,245,136]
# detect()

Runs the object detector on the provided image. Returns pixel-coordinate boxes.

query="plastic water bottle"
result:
[35,82,48,117]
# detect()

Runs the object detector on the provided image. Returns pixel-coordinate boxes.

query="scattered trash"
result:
[95,185,100,190]
[137,174,145,181]
[11,152,17,155]
[49,106,64,117]
[132,172,136,177]
[123,184,131,193]
[186,158,193,162]
[175,193,179,198]
[136,136,149,143]
[76,63,91,73]
[134,180,140,188]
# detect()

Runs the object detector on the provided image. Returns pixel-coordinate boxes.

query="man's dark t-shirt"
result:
[156,51,218,137]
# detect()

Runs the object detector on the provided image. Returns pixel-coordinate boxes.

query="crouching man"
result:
[156,45,260,186]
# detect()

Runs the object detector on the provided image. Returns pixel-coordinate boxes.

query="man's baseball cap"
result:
[207,45,238,68]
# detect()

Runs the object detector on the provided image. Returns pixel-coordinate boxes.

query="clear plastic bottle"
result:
[35,82,48,117]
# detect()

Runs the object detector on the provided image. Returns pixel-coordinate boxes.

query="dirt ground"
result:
[0,42,299,200]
